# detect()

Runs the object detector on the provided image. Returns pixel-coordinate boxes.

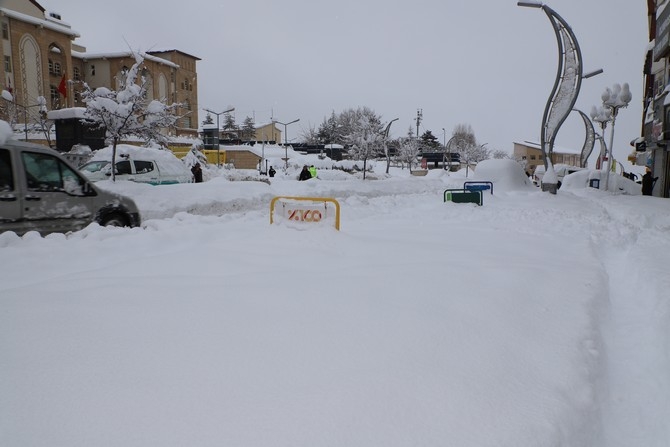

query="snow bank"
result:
[562,170,642,195]
[471,158,535,192]
[0,120,14,144]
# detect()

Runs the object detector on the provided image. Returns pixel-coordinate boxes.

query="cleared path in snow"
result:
[589,195,670,446]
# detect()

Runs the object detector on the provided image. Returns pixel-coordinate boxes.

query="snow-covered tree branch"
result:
[81,53,181,180]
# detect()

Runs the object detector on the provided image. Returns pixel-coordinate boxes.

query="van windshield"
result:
[80,161,111,174]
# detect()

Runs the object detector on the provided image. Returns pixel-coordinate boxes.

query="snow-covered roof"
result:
[71,51,180,69]
[147,49,201,61]
[516,141,581,155]
[46,107,87,120]
[0,7,80,38]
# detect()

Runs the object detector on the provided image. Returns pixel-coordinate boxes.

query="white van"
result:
[80,144,192,185]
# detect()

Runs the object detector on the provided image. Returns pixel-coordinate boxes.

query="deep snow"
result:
[1,159,669,446]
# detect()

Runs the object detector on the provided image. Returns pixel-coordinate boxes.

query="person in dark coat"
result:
[191,162,203,183]
[641,167,658,196]
[298,165,311,181]
[268,166,276,177]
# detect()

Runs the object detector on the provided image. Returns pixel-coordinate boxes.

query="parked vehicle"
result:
[533,164,584,188]
[0,139,141,236]
[80,144,192,185]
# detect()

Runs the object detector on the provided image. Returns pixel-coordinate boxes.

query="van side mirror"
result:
[82,182,97,196]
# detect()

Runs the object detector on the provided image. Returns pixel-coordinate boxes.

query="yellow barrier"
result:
[270,196,341,230]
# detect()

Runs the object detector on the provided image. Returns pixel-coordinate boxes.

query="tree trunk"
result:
[111,137,118,182]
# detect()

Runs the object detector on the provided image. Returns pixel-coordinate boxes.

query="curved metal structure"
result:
[519,3,584,177]
[573,109,595,168]
[539,5,584,169]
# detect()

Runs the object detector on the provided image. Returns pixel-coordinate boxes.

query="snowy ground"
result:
[1,160,669,446]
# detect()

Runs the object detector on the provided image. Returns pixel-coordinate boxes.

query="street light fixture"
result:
[600,83,632,190]
[517,1,543,7]
[273,118,299,168]
[203,107,235,166]
[590,105,611,172]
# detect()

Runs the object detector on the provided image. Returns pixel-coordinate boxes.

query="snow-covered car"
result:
[80,144,192,185]
[533,164,584,188]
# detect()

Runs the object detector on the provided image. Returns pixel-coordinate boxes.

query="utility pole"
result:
[416,109,422,139]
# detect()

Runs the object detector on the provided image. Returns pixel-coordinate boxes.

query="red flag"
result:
[57,74,67,97]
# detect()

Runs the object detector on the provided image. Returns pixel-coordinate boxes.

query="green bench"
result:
[443,188,483,206]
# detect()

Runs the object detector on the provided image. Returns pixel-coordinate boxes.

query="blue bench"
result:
[463,181,493,195]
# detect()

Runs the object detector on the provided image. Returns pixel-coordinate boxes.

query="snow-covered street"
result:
[1,161,669,446]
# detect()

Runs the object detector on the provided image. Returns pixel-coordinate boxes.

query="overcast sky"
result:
[44,0,647,159]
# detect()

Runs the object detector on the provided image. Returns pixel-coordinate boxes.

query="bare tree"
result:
[81,53,180,181]
[300,123,320,145]
[346,109,383,179]
[396,137,420,172]
[492,149,510,159]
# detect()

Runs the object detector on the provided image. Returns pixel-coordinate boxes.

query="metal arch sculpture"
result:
[573,109,595,168]
[524,4,584,174]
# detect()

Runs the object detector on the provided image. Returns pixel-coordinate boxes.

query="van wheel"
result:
[99,213,129,227]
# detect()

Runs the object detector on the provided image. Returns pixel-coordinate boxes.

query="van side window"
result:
[21,152,86,195]
[134,160,154,174]
[0,149,14,191]
[115,160,132,175]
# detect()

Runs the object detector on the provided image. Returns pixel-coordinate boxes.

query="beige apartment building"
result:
[0,0,199,138]
[513,141,581,175]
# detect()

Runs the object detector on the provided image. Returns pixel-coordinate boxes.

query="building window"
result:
[73,67,80,81]
[48,59,54,74]
[50,85,59,107]
[654,74,665,97]
[530,155,536,160]
[53,62,61,76]
[4,56,11,73]
[2,23,8,40]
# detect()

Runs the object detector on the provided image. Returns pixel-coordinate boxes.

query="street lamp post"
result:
[442,128,447,170]
[274,118,299,168]
[203,107,235,166]
[445,135,462,172]
[600,83,632,190]
[589,105,611,173]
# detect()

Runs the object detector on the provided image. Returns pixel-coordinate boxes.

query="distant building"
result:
[638,1,669,197]
[513,141,581,175]
[0,0,200,140]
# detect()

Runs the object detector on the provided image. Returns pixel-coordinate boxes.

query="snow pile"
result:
[0,120,14,145]
[562,170,642,195]
[471,158,535,192]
